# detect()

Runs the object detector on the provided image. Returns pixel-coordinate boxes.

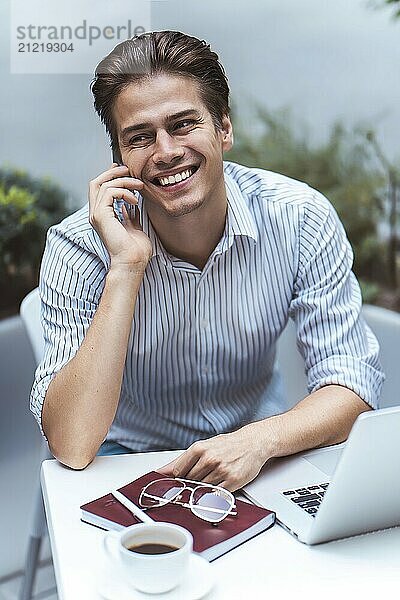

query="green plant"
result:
[0,166,69,317]
[359,279,380,304]
[228,107,388,291]
[375,0,400,19]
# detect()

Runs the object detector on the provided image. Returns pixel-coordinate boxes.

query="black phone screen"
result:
[112,148,123,166]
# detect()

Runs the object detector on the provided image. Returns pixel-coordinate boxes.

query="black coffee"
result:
[127,543,179,555]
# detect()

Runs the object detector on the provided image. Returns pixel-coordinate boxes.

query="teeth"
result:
[158,168,194,186]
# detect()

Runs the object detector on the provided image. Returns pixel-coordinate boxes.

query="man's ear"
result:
[221,115,233,152]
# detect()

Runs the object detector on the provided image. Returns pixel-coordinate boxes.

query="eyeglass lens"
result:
[191,487,232,522]
[140,479,185,507]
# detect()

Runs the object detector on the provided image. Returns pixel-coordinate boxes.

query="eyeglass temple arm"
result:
[141,492,237,515]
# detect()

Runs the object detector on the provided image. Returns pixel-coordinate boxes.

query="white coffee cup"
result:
[103,522,193,594]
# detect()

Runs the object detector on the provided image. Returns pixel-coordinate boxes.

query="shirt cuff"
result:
[29,372,56,441]
[307,355,385,409]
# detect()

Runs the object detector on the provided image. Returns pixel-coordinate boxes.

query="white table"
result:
[41,450,400,599]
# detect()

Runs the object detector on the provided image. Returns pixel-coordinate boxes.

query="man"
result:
[30,31,384,491]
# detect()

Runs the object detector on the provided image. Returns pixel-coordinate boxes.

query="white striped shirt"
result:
[30,161,384,451]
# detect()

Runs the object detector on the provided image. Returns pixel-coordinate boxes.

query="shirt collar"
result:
[139,165,258,261]
[223,165,258,243]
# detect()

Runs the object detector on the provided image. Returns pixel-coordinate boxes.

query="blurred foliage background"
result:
[0,168,69,318]
[229,106,400,310]
[379,0,400,18]
[1,106,399,317]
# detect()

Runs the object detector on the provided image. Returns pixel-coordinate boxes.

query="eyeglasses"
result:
[138,477,237,524]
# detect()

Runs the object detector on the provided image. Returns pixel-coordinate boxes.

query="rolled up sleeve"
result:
[289,191,385,409]
[30,216,107,437]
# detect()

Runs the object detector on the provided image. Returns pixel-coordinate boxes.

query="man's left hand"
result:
[158,422,270,492]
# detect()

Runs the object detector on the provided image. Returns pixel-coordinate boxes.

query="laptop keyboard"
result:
[281,483,329,517]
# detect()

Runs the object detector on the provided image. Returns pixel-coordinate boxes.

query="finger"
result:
[89,169,135,208]
[199,472,225,486]
[131,204,143,230]
[165,446,202,478]
[95,179,143,210]
[121,203,135,230]
[184,461,216,483]
[93,165,129,187]
[90,167,141,197]
[96,185,138,205]
[122,203,142,231]
[218,480,237,492]
[219,471,247,492]
[95,188,138,215]
[157,457,179,475]
[90,188,137,226]
[95,179,140,214]
[100,177,144,191]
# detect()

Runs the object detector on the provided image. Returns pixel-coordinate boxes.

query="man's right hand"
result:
[45,163,153,469]
[88,163,153,273]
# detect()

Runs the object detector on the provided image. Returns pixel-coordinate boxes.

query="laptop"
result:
[242,406,400,544]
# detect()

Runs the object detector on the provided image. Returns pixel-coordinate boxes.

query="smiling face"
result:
[113,74,233,220]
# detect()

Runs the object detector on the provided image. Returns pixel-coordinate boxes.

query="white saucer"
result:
[98,552,214,600]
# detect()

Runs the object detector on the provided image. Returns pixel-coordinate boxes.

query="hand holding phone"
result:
[88,159,152,274]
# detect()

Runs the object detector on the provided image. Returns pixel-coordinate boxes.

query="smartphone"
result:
[112,148,123,166]
[111,149,139,221]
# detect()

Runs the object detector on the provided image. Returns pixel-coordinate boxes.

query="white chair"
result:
[362,304,400,408]
[276,305,400,409]
[276,319,308,409]
[0,315,42,579]
[20,288,44,364]
[19,288,52,600]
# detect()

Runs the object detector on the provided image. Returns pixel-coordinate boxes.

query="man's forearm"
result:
[158,385,373,491]
[42,266,144,469]
[257,385,372,461]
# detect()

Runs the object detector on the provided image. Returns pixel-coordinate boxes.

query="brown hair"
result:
[90,31,230,163]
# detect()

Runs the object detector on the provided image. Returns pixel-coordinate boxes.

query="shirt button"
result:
[200,319,208,329]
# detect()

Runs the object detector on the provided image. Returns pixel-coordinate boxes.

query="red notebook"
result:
[80,470,275,561]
